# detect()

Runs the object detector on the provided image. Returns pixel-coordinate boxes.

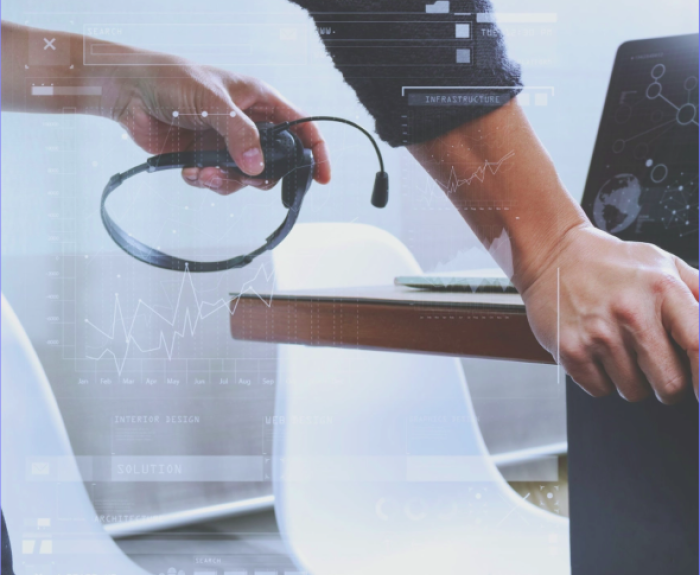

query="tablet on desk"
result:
[394,268,517,293]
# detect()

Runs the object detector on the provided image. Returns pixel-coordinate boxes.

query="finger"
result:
[182,167,201,186]
[199,167,246,195]
[199,97,265,177]
[598,336,653,402]
[202,168,277,195]
[181,167,247,195]
[632,325,690,404]
[287,120,331,184]
[563,355,615,398]
[243,89,331,184]
[308,138,331,185]
[660,282,699,400]
[249,107,331,184]
[240,177,277,192]
[675,257,699,301]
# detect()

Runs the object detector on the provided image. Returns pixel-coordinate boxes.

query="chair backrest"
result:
[272,222,422,290]
[1,295,150,573]
[271,223,570,575]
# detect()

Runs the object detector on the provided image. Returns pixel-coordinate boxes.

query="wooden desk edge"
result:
[230,294,555,365]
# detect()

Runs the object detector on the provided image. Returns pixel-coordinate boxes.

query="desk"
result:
[229,285,553,364]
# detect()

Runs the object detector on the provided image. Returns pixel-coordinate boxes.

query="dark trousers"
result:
[567,377,699,574]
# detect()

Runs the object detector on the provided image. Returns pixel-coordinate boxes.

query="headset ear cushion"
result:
[281,137,313,209]
[302,149,315,192]
[281,161,313,209]
[281,173,297,209]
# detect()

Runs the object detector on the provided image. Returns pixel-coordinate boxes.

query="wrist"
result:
[409,100,592,292]
[509,206,591,295]
[70,36,141,120]
[513,216,594,297]
[72,37,187,121]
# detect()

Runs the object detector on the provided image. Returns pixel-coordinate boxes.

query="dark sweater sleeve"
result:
[289,0,522,147]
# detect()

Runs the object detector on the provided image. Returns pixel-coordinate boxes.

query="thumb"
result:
[200,96,265,176]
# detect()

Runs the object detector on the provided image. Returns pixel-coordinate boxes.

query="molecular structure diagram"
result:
[645,64,698,235]
[645,63,698,127]
[607,63,699,237]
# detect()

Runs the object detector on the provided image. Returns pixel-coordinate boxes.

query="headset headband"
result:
[100,118,388,272]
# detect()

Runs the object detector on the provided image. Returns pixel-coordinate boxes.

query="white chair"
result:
[1,295,150,574]
[272,223,570,575]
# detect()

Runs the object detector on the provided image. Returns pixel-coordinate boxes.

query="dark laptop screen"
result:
[581,34,699,266]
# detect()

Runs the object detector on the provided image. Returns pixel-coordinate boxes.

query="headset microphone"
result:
[272,116,390,208]
[372,172,390,208]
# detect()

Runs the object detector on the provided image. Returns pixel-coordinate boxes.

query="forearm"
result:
[409,99,589,290]
[1,22,180,118]
[2,23,88,112]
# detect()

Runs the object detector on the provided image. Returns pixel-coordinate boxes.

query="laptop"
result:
[568,33,698,574]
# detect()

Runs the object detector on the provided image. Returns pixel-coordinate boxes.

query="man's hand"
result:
[0,23,330,195]
[105,64,331,194]
[410,99,698,404]
[521,225,699,403]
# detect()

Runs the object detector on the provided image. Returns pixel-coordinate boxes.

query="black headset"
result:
[101,117,389,272]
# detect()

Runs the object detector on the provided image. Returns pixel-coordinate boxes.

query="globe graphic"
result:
[593,174,642,233]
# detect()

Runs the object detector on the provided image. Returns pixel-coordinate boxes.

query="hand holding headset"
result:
[101,117,389,272]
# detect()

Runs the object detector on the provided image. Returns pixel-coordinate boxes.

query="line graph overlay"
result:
[410,150,516,209]
[438,151,516,195]
[85,264,276,374]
